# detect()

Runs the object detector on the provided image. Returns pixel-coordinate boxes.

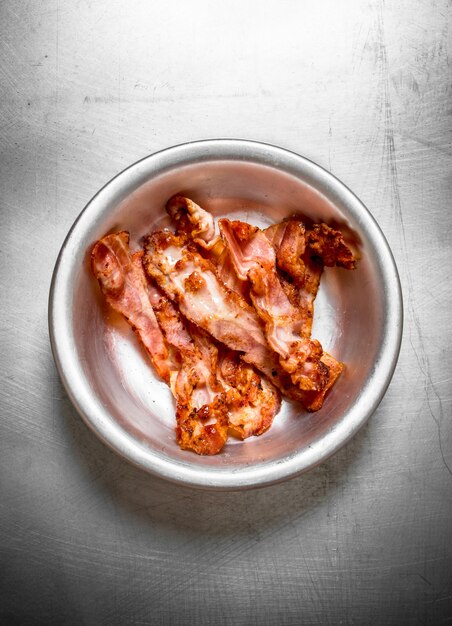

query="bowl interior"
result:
[51,145,401,488]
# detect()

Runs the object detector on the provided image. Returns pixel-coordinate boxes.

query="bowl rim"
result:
[48,138,403,490]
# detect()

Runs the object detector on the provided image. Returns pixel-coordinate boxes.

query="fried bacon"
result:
[151,292,229,455]
[218,219,329,392]
[143,231,323,407]
[166,194,249,298]
[265,220,320,337]
[92,233,228,455]
[142,231,284,380]
[264,218,356,408]
[301,352,344,412]
[307,222,356,269]
[164,197,282,437]
[145,276,279,452]
[91,232,176,383]
[91,197,358,455]
[218,350,281,439]
[92,232,280,453]
[166,195,215,246]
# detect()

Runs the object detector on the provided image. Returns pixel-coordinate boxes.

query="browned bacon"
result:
[300,352,344,412]
[91,232,176,383]
[264,218,357,409]
[218,350,281,439]
[143,230,327,409]
[150,292,229,455]
[307,222,356,269]
[218,219,329,392]
[91,199,358,454]
[166,195,216,246]
[166,195,249,299]
[265,219,355,335]
[265,220,322,338]
[142,231,284,380]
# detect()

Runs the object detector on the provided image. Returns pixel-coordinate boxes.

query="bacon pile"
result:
[91,195,357,455]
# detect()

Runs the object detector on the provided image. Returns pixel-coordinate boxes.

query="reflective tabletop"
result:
[1,1,451,623]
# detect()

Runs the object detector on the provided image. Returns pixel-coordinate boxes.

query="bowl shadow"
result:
[56,368,373,538]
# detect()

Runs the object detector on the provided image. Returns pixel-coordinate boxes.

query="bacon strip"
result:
[265,220,322,338]
[150,292,229,455]
[91,232,176,383]
[265,218,358,409]
[218,219,329,392]
[265,219,355,337]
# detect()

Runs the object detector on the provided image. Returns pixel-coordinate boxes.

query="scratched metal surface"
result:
[1,0,451,624]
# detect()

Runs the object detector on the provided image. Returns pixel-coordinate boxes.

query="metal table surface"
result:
[1,1,451,624]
